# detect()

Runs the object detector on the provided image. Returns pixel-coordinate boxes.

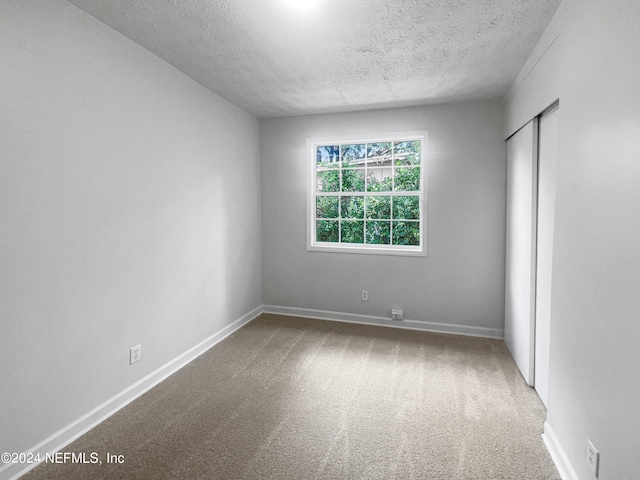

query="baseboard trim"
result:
[262,305,503,339]
[1,306,262,480]
[542,421,580,480]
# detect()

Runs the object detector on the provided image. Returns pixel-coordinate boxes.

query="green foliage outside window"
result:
[366,171,393,192]
[316,196,339,218]
[341,196,364,219]
[394,167,420,191]
[366,196,391,219]
[366,221,391,244]
[315,138,423,248]
[342,169,365,192]
[316,220,339,242]
[393,196,420,220]
[392,221,420,246]
[341,220,364,243]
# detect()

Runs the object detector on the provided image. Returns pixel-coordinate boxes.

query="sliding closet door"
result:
[534,104,559,406]
[505,120,538,386]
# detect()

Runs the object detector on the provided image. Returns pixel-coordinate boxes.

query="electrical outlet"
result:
[130,344,142,365]
[391,309,403,320]
[587,439,599,477]
[362,290,368,301]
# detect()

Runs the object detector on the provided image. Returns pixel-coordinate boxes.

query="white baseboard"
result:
[262,305,504,339]
[542,421,580,480]
[1,306,262,480]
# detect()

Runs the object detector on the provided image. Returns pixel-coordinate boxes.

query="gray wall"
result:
[0,0,262,455]
[260,102,506,335]
[505,0,640,477]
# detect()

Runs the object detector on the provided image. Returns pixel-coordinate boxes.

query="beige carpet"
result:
[24,314,560,479]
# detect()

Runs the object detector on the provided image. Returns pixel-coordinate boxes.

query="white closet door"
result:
[535,104,559,406]
[505,120,538,386]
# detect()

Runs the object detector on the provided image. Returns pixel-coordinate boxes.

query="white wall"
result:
[505,0,640,478]
[260,102,506,337]
[503,6,563,138]
[0,0,262,464]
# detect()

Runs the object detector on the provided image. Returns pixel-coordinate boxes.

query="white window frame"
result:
[307,130,428,257]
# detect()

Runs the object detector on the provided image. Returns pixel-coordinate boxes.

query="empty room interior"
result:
[1,0,639,479]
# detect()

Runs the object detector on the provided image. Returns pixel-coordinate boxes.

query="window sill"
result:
[307,243,426,257]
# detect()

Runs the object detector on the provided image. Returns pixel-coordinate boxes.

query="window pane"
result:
[316,145,340,166]
[341,143,365,168]
[317,220,339,242]
[366,168,392,192]
[366,196,391,219]
[392,221,420,246]
[366,221,390,244]
[311,134,425,252]
[341,168,365,192]
[393,140,421,166]
[394,167,420,191]
[341,196,364,219]
[340,220,364,243]
[366,142,392,167]
[316,166,340,192]
[316,196,339,219]
[392,196,420,220]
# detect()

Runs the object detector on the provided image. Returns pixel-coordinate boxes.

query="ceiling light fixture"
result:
[282,0,320,11]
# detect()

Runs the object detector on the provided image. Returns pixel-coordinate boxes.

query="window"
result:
[308,131,427,256]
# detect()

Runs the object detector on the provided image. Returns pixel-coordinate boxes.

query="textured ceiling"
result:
[67,0,562,118]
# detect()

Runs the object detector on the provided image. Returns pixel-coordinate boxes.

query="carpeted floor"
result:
[23,314,560,479]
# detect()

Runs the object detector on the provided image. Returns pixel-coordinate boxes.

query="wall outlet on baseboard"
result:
[391,309,403,320]
[361,290,368,301]
[587,439,599,477]
[130,344,142,365]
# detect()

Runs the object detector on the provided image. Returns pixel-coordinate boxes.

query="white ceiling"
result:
[68,0,561,118]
